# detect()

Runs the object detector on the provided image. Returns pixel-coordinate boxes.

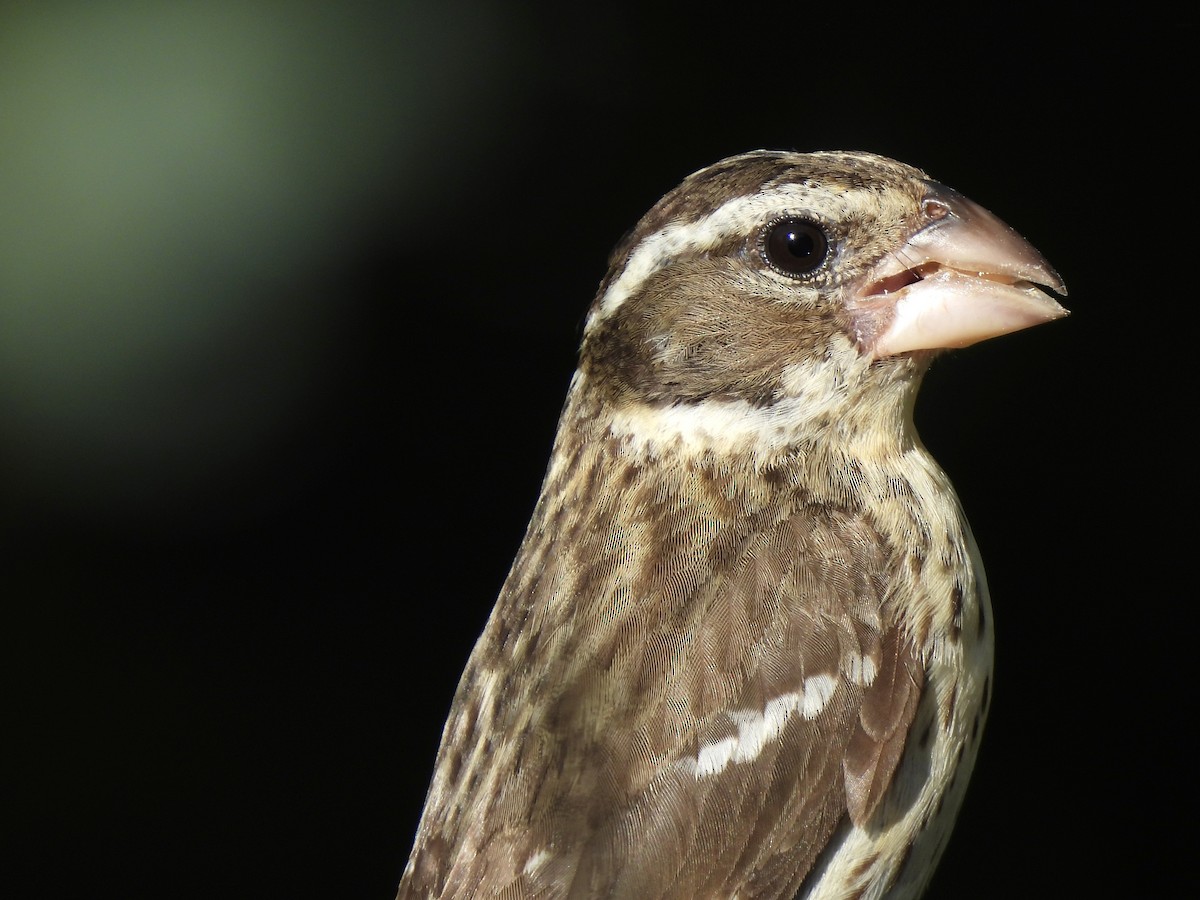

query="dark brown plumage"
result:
[397,151,1066,899]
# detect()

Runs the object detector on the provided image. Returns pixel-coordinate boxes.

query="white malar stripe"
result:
[606,369,846,459]
[692,674,839,780]
[588,183,839,328]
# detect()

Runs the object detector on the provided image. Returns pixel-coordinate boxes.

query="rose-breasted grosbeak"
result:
[397,151,1066,899]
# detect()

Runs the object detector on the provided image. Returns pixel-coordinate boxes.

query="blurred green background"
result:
[3,2,1181,898]
[0,1,509,516]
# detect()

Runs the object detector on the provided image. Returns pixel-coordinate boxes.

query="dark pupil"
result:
[781,226,815,258]
[766,219,827,275]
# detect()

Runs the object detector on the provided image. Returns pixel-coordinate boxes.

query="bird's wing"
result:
[409,496,924,900]
[570,502,923,900]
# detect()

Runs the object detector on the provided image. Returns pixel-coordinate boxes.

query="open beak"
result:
[849,182,1068,360]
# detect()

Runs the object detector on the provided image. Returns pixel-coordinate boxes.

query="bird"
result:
[396,150,1067,899]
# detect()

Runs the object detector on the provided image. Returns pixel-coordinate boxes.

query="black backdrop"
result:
[5,3,1184,897]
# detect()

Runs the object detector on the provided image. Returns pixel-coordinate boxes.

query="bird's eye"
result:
[762,218,829,277]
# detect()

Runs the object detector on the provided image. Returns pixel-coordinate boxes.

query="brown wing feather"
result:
[843,629,925,826]
[400,444,925,900]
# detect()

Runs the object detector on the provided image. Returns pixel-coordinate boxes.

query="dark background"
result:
[4,3,1184,897]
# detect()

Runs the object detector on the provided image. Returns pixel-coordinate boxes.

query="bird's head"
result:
[575,151,1066,458]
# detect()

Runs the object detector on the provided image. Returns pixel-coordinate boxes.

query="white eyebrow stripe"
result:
[586,183,821,329]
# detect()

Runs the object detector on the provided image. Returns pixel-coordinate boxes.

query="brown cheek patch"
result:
[586,261,842,407]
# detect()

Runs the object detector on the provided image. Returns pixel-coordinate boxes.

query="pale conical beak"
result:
[850,183,1068,359]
